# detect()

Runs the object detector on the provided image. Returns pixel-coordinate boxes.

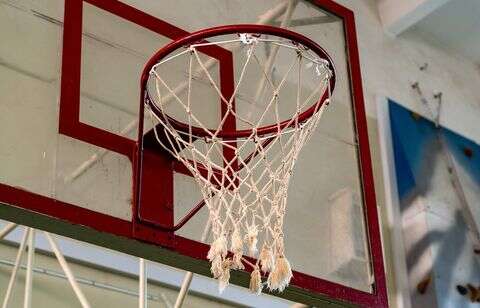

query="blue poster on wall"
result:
[388,99,480,307]
[389,100,480,200]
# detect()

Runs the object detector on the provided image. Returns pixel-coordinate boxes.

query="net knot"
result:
[239,33,259,45]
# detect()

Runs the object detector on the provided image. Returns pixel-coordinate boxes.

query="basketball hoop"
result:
[140,24,335,294]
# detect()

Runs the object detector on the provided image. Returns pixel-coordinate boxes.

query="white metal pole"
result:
[139,258,147,308]
[24,228,35,308]
[174,272,193,308]
[44,232,91,308]
[174,221,211,308]
[2,228,29,308]
[290,304,309,308]
[0,222,17,240]
[257,0,290,24]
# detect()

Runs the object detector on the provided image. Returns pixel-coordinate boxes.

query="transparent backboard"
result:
[0,0,386,306]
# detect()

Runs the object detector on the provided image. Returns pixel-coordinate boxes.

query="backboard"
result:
[0,0,387,306]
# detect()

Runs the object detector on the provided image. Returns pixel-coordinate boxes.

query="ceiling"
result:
[409,0,480,65]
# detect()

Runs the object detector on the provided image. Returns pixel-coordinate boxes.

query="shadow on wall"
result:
[389,100,480,307]
[406,210,467,306]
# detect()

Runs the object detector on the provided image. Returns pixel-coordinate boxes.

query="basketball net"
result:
[146,33,333,294]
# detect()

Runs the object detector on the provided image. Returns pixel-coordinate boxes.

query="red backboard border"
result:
[0,0,388,306]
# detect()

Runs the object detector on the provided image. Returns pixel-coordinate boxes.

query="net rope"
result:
[146,34,333,294]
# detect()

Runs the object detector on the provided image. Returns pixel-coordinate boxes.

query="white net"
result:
[146,33,333,294]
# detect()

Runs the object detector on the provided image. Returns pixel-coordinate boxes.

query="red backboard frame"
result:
[0,0,388,306]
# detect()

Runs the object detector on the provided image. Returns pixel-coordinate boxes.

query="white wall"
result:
[341,0,480,142]
[377,0,451,36]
